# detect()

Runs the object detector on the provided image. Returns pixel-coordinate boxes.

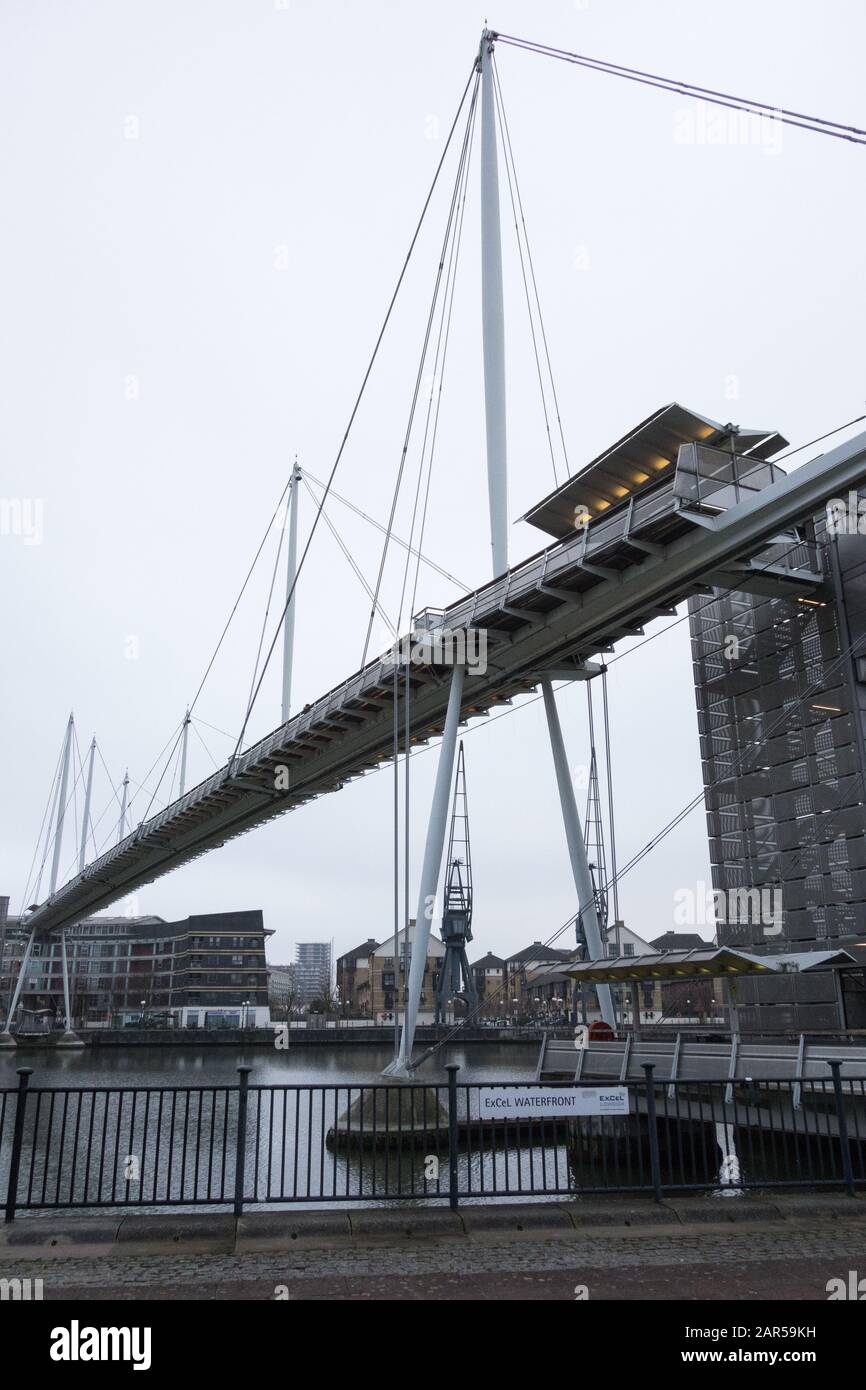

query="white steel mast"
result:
[480,28,508,578]
[281,461,301,724]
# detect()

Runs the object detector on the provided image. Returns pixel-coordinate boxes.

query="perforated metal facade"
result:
[689,508,866,1030]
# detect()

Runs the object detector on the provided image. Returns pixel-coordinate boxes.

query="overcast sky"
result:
[2,0,865,968]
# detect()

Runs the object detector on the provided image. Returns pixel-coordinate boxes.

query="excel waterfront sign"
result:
[478,1087,629,1119]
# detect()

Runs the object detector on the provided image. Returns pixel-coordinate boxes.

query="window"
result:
[623,943,635,957]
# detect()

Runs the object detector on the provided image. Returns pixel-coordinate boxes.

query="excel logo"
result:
[0,1277,44,1300]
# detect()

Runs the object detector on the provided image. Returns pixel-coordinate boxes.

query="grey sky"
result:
[2,0,865,966]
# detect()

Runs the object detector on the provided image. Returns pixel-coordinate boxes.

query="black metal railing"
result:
[2,1062,864,1220]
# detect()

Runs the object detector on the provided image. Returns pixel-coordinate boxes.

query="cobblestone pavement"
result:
[9,1225,866,1300]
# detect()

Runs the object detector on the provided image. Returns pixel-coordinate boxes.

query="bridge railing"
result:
[2,1064,864,1220]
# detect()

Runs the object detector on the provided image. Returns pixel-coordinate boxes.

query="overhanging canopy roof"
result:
[522,402,788,539]
[563,947,857,984]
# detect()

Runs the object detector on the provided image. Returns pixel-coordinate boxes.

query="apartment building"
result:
[1,908,271,1029]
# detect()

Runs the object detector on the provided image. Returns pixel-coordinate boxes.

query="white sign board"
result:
[478,1087,629,1120]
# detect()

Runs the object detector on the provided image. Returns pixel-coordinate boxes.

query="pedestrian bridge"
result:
[23,410,866,939]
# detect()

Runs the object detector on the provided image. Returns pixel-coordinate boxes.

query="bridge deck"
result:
[25,427,866,936]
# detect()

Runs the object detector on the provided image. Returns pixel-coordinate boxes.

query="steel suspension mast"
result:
[480,29,508,577]
[387,662,465,1074]
[49,713,74,897]
[601,669,621,942]
[281,461,301,724]
[542,680,616,1029]
[117,771,130,844]
[179,711,191,797]
[3,713,79,1046]
[78,736,96,874]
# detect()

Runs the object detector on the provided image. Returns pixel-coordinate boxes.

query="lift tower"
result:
[435,743,479,1024]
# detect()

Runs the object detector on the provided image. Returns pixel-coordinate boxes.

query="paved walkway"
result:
[3,1195,865,1300]
[9,1225,866,1300]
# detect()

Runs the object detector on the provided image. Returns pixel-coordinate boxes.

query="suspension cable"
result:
[300,475,396,637]
[407,73,478,626]
[18,729,66,914]
[494,33,866,145]
[491,55,564,487]
[600,667,620,928]
[388,76,480,1007]
[493,54,572,479]
[34,742,92,898]
[136,477,294,822]
[361,67,482,667]
[301,469,468,590]
[233,62,481,758]
[192,716,236,744]
[240,484,291,748]
[191,720,220,771]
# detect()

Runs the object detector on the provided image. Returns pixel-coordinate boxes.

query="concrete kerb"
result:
[0,1216,124,1258]
[114,1213,237,1254]
[1,1194,864,1261]
[347,1207,464,1240]
[236,1210,352,1250]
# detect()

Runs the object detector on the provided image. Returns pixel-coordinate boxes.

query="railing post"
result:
[642,1063,663,1203]
[5,1068,33,1223]
[828,1060,856,1197]
[233,1066,252,1217]
[446,1063,460,1211]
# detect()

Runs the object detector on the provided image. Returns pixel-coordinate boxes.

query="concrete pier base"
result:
[55,1031,85,1049]
[327,1085,450,1150]
[0,1031,16,1049]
